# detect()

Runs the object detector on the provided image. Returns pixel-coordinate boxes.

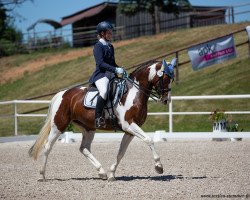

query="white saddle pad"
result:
[83,91,99,109]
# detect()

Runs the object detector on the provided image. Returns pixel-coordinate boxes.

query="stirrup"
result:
[95,117,105,128]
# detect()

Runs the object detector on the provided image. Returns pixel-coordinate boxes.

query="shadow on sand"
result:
[116,174,207,181]
[40,174,207,182]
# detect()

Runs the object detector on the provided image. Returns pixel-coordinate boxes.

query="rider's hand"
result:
[115,67,124,74]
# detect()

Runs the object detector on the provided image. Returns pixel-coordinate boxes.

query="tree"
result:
[118,0,192,34]
[0,2,23,56]
[0,0,33,56]
[0,0,33,6]
[0,3,7,38]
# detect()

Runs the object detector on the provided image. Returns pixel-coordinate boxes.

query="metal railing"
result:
[1,94,250,136]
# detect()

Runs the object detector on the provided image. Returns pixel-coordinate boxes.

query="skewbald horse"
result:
[29,60,174,181]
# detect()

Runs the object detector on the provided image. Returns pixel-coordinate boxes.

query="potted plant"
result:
[226,115,243,141]
[210,110,243,142]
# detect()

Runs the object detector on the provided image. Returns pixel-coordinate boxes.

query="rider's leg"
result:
[95,96,106,127]
[95,77,109,128]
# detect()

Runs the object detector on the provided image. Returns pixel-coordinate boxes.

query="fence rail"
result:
[16,23,250,102]
[1,94,250,136]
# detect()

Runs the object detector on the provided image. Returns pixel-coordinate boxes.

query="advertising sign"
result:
[188,35,237,70]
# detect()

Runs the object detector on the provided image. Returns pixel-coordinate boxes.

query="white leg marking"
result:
[109,133,134,181]
[39,92,66,180]
[125,123,163,174]
[40,125,61,180]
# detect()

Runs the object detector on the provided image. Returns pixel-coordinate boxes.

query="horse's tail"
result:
[28,93,59,160]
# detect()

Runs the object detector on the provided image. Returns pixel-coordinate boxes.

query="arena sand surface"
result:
[0,138,249,200]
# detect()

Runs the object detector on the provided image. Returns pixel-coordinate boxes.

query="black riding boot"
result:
[95,96,106,128]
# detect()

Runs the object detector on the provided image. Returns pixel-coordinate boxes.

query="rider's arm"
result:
[110,45,119,68]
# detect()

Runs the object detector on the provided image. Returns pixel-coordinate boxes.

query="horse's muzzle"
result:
[161,95,170,105]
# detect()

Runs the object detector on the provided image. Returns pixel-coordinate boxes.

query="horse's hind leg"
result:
[39,125,61,181]
[108,132,134,181]
[79,128,107,180]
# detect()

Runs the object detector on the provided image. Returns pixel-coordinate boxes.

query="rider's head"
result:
[96,21,113,41]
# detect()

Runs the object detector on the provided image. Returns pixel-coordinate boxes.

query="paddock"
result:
[0,137,249,199]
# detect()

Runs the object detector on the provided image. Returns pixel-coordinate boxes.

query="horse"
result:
[28,58,176,181]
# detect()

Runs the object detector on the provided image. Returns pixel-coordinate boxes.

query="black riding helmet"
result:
[96,21,113,34]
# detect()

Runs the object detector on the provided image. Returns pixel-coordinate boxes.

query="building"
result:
[60,2,227,47]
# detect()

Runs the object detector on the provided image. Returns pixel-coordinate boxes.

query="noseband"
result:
[155,74,172,97]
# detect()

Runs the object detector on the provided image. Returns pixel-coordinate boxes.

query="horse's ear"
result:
[162,58,176,78]
[162,59,168,71]
[169,58,177,73]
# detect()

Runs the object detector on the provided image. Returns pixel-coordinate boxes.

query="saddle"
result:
[83,77,127,131]
[83,77,127,109]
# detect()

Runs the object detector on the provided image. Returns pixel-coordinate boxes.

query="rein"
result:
[123,72,171,102]
[126,77,160,102]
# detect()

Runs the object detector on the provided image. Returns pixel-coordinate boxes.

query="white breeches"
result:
[95,77,109,100]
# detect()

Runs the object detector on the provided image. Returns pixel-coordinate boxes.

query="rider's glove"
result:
[115,67,124,74]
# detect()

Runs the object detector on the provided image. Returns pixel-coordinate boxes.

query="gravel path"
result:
[0,138,249,200]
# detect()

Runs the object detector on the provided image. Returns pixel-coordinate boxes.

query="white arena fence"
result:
[1,94,250,139]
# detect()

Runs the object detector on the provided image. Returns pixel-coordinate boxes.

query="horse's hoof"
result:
[39,171,46,180]
[155,164,164,174]
[98,173,108,180]
[108,176,116,182]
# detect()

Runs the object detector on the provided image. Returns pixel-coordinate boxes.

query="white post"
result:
[169,100,173,133]
[14,102,18,136]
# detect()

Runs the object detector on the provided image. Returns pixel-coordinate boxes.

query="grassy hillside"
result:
[0,22,250,136]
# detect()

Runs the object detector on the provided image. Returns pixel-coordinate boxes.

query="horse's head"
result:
[151,58,176,105]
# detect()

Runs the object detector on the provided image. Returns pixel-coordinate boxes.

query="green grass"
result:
[0,22,250,136]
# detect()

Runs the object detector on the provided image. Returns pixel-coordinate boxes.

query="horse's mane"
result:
[129,60,160,78]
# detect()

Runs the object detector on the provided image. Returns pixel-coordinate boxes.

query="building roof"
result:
[192,5,227,12]
[60,2,117,26]
[60,2,227,27]
[27,19,62,31]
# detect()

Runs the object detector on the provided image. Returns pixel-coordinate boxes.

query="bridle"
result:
[154,74,173,97]
[123,59,176,102]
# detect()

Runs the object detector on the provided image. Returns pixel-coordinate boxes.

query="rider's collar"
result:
[99,38,111,46]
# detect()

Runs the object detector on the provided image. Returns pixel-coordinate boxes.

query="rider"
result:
[89,21,125,128]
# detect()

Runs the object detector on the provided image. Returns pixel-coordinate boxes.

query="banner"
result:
[246,26,250,41]
[188,35,237,71]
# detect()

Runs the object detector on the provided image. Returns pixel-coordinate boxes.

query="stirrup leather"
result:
[95,117,105,128]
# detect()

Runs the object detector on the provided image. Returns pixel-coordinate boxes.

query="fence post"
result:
[228,7,231,24]
[247,26,250,58]
[169,100,173,133]
[175,51,179,84]
[14,102,18,136]
[231,7,235,24]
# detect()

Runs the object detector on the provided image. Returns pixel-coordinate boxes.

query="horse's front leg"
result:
[108,132,134,181]
[125,122,164,174]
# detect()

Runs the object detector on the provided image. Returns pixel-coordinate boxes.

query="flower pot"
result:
[60,131,75,143]
[212,120,229,141]
[213,119,227,132]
